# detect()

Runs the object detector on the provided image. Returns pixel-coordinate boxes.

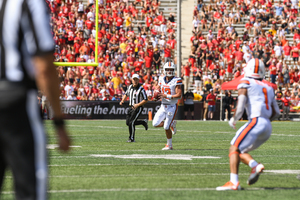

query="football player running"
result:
[216,58,280,190]
[152,61,182,150]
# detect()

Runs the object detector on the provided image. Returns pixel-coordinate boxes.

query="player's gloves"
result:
[228,117,236,129]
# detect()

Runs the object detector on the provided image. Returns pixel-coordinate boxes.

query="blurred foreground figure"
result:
[0,0,70,199]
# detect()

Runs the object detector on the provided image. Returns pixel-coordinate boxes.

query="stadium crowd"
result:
[46,0,177,101]
[46,0,300,114]
[188,0,300,111]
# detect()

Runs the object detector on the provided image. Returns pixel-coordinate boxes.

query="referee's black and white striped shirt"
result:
[0,0,54,86]
[125,84,147,106]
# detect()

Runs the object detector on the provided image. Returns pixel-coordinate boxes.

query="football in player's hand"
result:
[153,90,161,100]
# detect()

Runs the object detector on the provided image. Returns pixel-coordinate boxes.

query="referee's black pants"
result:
[0,90,47,200]
[126,107,146,141]
[222,105,231,120]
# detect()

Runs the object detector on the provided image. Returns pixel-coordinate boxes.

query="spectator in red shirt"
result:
[144,53,152,69]
[91,84,99,94]
[290,41,300,66]
[209,61,216,72]
[73,39,81,58]
[126,52,135,67]
[283,41,292,64]
[226,49,235,80]
[85,19,94,30]
[281,94,290,120]
[269,61,277,84]
[134,56,144,72]
[145,13,152,31]
[245,21,254,35]
[167,35,177,50]
[183,62,191,93]
[206,89,216,120]
[164,44,172,62]
[234,46,244,64]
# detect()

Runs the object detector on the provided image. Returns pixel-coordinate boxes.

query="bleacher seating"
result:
[47,0,178,101]
[187,0,300,117]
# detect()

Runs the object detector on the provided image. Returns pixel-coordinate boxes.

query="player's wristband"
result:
[167,95,172,99]
[53,118,65,128]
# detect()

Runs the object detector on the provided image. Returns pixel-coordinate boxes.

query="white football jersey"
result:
[159,76,182,105]
[238,78,275,119]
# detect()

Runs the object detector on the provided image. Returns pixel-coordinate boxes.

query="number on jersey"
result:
[262,87,269,110]
[162,87,171,95]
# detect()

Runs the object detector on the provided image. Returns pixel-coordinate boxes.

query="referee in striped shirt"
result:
[120,74,148,142]
[0,0,70,199]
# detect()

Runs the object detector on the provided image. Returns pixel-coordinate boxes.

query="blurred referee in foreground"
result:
[0,0,70,199]
[120,74,148,142]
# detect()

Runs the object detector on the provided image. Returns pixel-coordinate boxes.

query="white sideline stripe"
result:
[49,163,229,166]
[2,188,217,194]
[4,171,298,178]
[48,162,299,167]
[4,173,250,179]
[272,134,300,137]
[90,154,221,160]
[49,155,300,158]
[66,125,300,136]
[47,145,82,149]
[264,170,300,174]
[3,186,300,194]
[66,125,212,133]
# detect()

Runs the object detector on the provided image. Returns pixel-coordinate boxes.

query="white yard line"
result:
[49,163,229,167]
[65,125,215,133]
[264,170,300,174]
[272,134,300,137]
[3,186,300,194]
[48,162,298,167]
[47,145,81,149]
[89,154,221,160]
[65,125,300,136]
[4,173,250,179]
[4,171,298,179]
[49,154,300,159]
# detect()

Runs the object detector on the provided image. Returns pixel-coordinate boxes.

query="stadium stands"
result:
[187,0,300,113]
[47,0,299,116]
[47,0,177,101]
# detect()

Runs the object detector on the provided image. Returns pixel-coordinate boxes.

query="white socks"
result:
[229,160,258,185]
[249,159,258,168]
[167,138,172,147]
[230,173,239,185]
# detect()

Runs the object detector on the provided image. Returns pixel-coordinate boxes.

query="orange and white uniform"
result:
[230,78,279,153]
[152,76,182,130]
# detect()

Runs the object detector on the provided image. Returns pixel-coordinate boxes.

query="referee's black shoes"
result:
[127,139,135,143]
[143,119,148,130]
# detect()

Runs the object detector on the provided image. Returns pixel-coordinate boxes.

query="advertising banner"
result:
[60,101,220,120]
[61,101,162,119]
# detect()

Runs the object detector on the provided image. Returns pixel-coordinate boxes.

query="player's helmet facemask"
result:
[163,61,176,77]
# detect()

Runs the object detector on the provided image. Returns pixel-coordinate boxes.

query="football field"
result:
[1,120,300,200]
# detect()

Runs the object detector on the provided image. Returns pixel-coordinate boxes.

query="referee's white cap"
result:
[132,74,139,79]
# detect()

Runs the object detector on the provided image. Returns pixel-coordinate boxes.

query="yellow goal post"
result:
[53,0,99,67]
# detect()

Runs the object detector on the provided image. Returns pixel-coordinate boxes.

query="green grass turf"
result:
[1,120,300,200]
